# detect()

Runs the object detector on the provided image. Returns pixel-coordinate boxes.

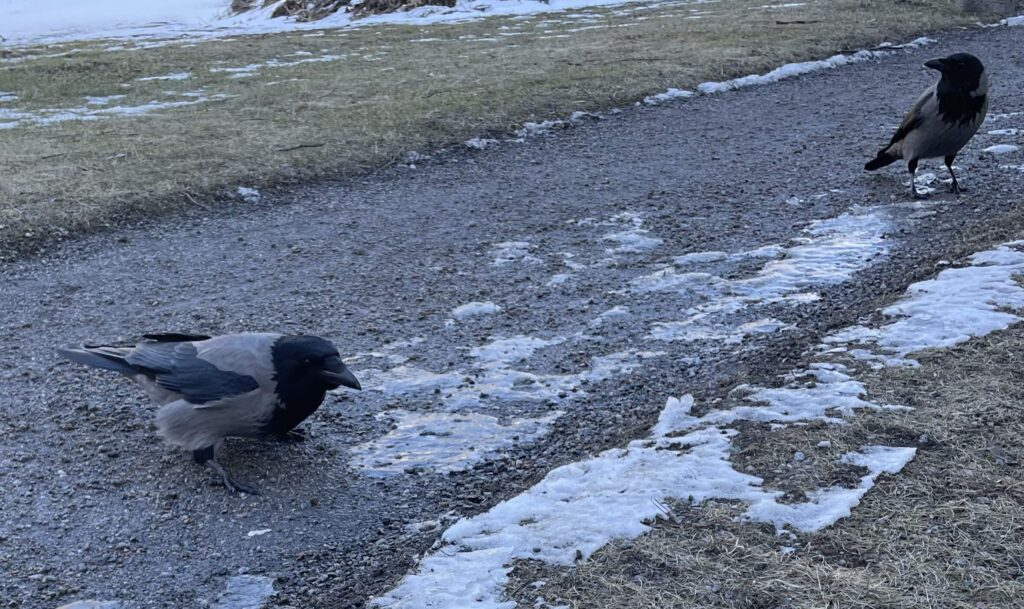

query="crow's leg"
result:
[276,428,308,443]
[908,159,923,199]
[945,155,962,194]
[192,446,259,495]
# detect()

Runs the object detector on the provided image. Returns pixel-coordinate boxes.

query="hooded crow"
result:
[57,332,361,493]
[864,52,988,198]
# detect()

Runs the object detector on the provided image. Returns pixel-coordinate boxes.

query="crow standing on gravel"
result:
[58,332,361,494]
[864,52,988,198]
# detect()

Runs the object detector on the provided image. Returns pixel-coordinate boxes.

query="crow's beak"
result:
[321,367,361,390]
[924,58,947,72]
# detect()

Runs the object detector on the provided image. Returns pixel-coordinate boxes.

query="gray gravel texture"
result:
[2,23,1023,609]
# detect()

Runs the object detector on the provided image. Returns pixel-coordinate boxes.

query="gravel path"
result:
[1,24,1022,609]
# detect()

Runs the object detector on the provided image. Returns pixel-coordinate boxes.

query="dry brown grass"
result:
[507,327,1024,609]
[0,0,979,258]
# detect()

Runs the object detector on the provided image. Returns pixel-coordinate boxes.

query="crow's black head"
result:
[271,335,361,392]
[265,335,360,437]
[925,52,986,92]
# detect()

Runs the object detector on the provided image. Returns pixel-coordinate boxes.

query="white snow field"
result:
[0,0,714,47]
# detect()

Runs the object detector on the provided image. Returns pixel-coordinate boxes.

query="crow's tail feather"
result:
[57,346,136,375]
[864,150,898,171]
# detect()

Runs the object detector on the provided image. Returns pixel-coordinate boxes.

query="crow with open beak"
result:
[864,52,988,198]
[58,332,361,493]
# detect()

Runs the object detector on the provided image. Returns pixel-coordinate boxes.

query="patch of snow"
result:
[984,144,1019,155]
[137,72,191,81]
[350,410,561,475]
[210,54,343,77]
[471,335,564,365]
[370,392,909,609]
[590,305,631,327]
[0,95,230,129]
[745,446,916,533]
[246,529,271,537]
[1003,15,1024,26]
[0,93,17,103]
[649,316,790,344]
[84,94,127,105]
[642,88,693,106]
[824,243,1024,361]
[546,273,573,286]
[987,128,1020,136]
[603,229,662,253]
[673,251,728,265]
[451,301,502,319]
[696,50,881,94]
[361,346,661,410]
[465,137,499,150]
[237,187,261,202]
[213,575,275,609]
[491,241,542,266]
[633,207,890,309]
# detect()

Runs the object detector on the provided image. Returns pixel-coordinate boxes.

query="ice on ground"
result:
[590,305,631,327]
[673,251,728,265]
[649,316,789,344]
[361,347,661,410]
[471,335,565,365]
[237,187,260,202]
[633,207,890,308]
[603,229,663,253]
[213,575,275,609]
[491,241,543,266]
[824,243,1024,361]
[984,144,1020,155]
[246,529,271,537]
[745,445,916,533]
[137,72,192,81]
[350,410,561,475]
[451,301,502,319]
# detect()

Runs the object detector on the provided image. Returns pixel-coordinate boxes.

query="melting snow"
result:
[649,317,790,344]
[351,410,561,475]
[824,243,1024,363]
[984,144,1020,155]
[137,72,191,81]
[451,301,502,319]
[491,241,543,266]
[237,187,261,202]
[213,575,275,609]
[745,446,916,533]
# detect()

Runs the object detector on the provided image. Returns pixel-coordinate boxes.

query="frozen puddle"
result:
[351,410,561,475]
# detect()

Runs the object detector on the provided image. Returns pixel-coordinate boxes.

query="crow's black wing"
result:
[129,341,259,405]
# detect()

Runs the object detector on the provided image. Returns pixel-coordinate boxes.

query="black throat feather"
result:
[936,78,986,127]
[264,337,332,437]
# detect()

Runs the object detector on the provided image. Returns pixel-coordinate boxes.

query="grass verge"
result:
[0,0,979,258]
[507,325,1024,608]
